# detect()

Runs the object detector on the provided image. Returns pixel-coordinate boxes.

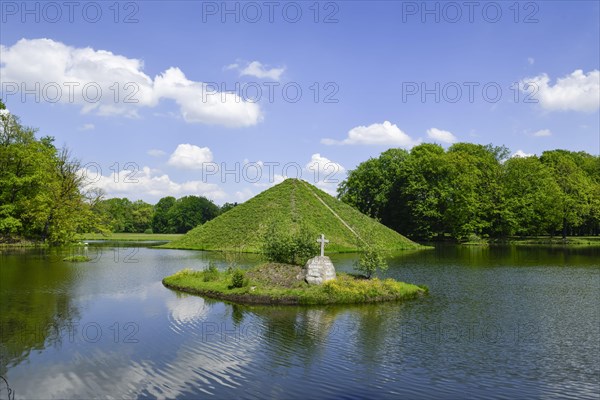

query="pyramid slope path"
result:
[165,179,421,252]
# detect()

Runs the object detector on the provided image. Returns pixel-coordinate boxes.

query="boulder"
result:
[298,256,336,285]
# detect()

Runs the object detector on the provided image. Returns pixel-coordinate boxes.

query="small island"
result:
[163,233,427,305]
[162,264,426,305]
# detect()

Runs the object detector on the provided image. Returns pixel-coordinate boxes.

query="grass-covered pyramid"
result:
[164,178,420,252]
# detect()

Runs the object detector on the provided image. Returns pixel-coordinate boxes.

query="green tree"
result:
[541,150,595,238]
[167,195,220,233]
[99,198,134,232]
[397,143,448,239]
[502,156,562,236]
[220,202,238,214]
[152,196,176,233]
[131,200,154,232]
[355,245,388,279]
[0,100,105,244]
[338,148,409,222]
[262,223,319,265]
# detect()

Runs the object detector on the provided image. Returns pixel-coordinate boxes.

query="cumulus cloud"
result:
[532,129,552,137]
[167,144,213,169]
[304,153,345,195]
[0,38,262,126]
[305,153,345,176]
[322,121,419,147]
[228,60,285,81]
[426,128,457,144]
[521,69,599,112]
[154,67,261,127]
[79,165,226,201]
[512,150,534,158]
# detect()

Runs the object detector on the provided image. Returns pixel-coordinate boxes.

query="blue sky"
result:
[1,1,599,204]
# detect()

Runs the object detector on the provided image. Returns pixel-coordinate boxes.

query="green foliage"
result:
[0,101,106,244]
[339,143,600,241]
[149,195,220,234]
[355,245,388,279]
[540,150,597,238]
[229,269,247,288]
[77,232,183,241]
[203,262,220,282]
[262,223,319,265]
[167,195,220,233]
[152,196,176,233]
[167,179,420,252]
[94,194,220,235]
[163,265,427,305]
[220,202,238,214]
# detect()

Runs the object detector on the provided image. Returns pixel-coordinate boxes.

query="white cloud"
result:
[1,38,262,127]
[0,38,155,117]
[532,129,552,137]
[79,165,226,201]
[512,150,534,158]
[305,154,345,196]
[166,295,208,324]
[167,144,213,170]
[426,128,457,144]
[305,153,345,176]
[231,60,285,81]
[147,149,166,157]
[78,123,95,131]
[521,69,600,112]
[322,121,420,147]
[154,67,262,127]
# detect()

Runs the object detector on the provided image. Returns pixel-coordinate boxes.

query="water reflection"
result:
[0,250,80,376]
[0,244,598,399]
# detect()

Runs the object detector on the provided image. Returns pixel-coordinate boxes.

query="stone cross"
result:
[316,234,329,257]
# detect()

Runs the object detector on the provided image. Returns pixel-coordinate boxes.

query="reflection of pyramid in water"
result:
[167,179,420,252]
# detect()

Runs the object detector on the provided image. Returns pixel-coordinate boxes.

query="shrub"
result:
[262,223,319,265]
[144,228,153,234]
[203,261,220,282]
[230,268,247,288]
[355,245,388,279]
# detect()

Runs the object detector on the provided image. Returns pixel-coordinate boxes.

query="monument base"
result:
[298,256,336,285]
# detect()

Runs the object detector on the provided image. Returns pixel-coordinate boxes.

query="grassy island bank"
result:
[162,263,427,305]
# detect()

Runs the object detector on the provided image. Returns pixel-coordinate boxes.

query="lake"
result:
[1,243,599,399]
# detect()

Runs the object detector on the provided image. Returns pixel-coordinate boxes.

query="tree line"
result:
[338,143,599,241]
[0,101,236,244]
[96,196,237,234]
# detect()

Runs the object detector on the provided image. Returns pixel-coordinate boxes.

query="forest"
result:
[338,143,599,241]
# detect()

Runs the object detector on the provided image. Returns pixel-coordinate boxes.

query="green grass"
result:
[63,255,91,262]
[76,233,184,242]
[164,178,422,252]
[162,263,427,305]
[487,236,600,246]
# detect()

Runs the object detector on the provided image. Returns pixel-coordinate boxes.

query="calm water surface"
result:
[1,243,599,399]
